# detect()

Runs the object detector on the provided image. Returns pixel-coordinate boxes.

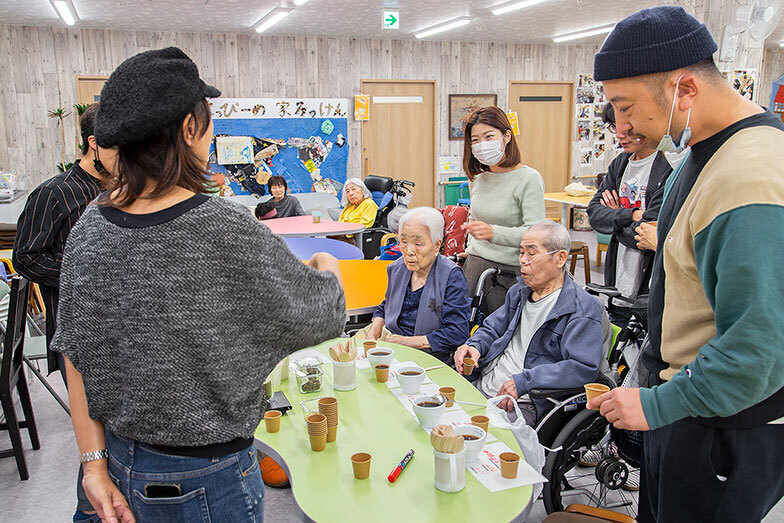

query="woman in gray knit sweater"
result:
[51,48,345,523]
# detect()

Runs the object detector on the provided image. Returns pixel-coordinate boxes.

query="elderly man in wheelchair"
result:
[454,220,604,426]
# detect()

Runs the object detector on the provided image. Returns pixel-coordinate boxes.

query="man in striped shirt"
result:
[14,104,115,380]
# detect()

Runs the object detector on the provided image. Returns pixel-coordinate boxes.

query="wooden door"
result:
[360,80,436,208]
[75,76,108,105]
[508,82,574,220]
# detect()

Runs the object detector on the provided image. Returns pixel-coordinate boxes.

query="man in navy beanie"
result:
[588,6,784,522]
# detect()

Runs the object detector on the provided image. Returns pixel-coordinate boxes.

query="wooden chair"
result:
[0,258,46,316]
[596,233,611,266]
[0,276,40,480]
[569,241,591,284]
[543,504,636,522]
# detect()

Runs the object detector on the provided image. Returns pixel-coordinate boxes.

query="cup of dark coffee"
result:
[412,394,445,429]
[367,348,394,369]
[396,365,426,394]
[454,425,486,463]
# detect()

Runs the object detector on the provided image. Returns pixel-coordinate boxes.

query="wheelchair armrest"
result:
[584,283,621,298]
[529,387,586,401]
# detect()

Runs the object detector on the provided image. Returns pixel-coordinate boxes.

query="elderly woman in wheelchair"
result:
[454,220,604,426]
[365,207,470,362]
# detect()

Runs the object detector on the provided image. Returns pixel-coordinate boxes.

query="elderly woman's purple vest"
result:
[384,255,458,336]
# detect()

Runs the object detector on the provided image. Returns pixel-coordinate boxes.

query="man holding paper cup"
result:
[589,7,784,522]
[454,220,603,426]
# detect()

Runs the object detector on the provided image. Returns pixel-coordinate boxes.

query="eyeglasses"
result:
[519,249,558,265]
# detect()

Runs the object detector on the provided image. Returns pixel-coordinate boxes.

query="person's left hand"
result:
[588,387,651,431]
[634,223,657,251]
[496,379,519,412]
[386,334,409,346]
[461,220,493,241]
[600,190,621,209]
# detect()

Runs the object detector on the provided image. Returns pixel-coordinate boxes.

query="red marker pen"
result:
[387,449,415,483]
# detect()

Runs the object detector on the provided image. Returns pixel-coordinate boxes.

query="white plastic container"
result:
[433,447,466,493]
[332,359,357,391]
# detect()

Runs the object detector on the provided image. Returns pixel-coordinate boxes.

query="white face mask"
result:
[471,139,505,167]
[657,75,691,154]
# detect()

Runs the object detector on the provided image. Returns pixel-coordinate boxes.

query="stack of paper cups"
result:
[318,397,339,442]
[306,413,328,451]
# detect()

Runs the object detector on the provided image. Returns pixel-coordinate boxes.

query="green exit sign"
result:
[383,10,399,29]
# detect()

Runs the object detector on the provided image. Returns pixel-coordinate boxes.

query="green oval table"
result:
[255,339,533,522]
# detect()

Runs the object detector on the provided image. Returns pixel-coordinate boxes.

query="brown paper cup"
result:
[264,410,282,433]
[363,341,376,356]
[309,433,327,452]
[326,425,337,442]
[471,415,489,433]
[375,364,390,383]
[585,383,610,409]
[351,452,371,479]
[499,452,520,479]
[306,413,328,435]
[439,387,455,408]
[645,221,658,227]
[463,357,476,375]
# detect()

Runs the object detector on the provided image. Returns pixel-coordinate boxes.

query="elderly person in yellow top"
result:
[338,178,378,228]
[366,207,470,363]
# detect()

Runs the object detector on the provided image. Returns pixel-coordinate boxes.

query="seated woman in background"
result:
[367,207,470,363]
[259,175,304,218]
[338,177,378,228]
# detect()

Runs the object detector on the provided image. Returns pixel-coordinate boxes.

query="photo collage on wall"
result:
[575,74,615,174]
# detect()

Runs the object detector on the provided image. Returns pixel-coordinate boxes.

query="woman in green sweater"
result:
[460,107,546,313]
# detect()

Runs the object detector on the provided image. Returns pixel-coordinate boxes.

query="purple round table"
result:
[283,237,363,260]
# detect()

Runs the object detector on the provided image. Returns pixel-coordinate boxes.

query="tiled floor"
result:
[2,231,782,522]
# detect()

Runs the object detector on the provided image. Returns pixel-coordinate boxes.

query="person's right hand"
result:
[454,344,480,374]
[366,326,381,340]
[634,223,657,251]
[308,252,338,271]
[82,467,135,523]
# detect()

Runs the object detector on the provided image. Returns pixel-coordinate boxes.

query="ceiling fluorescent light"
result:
[552,25,615,43]
[415,17,472,39]
[53,1,76,26]
[293,0,310,5]
[254,7,292,33]
[492,0,550,16]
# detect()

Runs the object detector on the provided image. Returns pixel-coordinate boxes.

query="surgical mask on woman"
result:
[471,139,505,166]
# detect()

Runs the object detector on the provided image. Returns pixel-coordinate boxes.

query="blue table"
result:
[284,237,363,260]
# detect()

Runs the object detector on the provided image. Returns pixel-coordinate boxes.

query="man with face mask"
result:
[587,7,784,521]
[13,103,114,523]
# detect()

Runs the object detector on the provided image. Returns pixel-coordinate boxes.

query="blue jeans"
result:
[106,431,264,522]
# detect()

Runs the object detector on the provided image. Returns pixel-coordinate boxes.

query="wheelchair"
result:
[468,269,648,518]
[358,175,415,259]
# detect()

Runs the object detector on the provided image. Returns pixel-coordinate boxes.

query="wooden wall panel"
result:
[0,23,609,188]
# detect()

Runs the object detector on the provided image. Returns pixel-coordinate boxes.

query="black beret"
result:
[95,47,220,147]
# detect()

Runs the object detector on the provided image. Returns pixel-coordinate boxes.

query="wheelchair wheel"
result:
[542,408,639,518]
